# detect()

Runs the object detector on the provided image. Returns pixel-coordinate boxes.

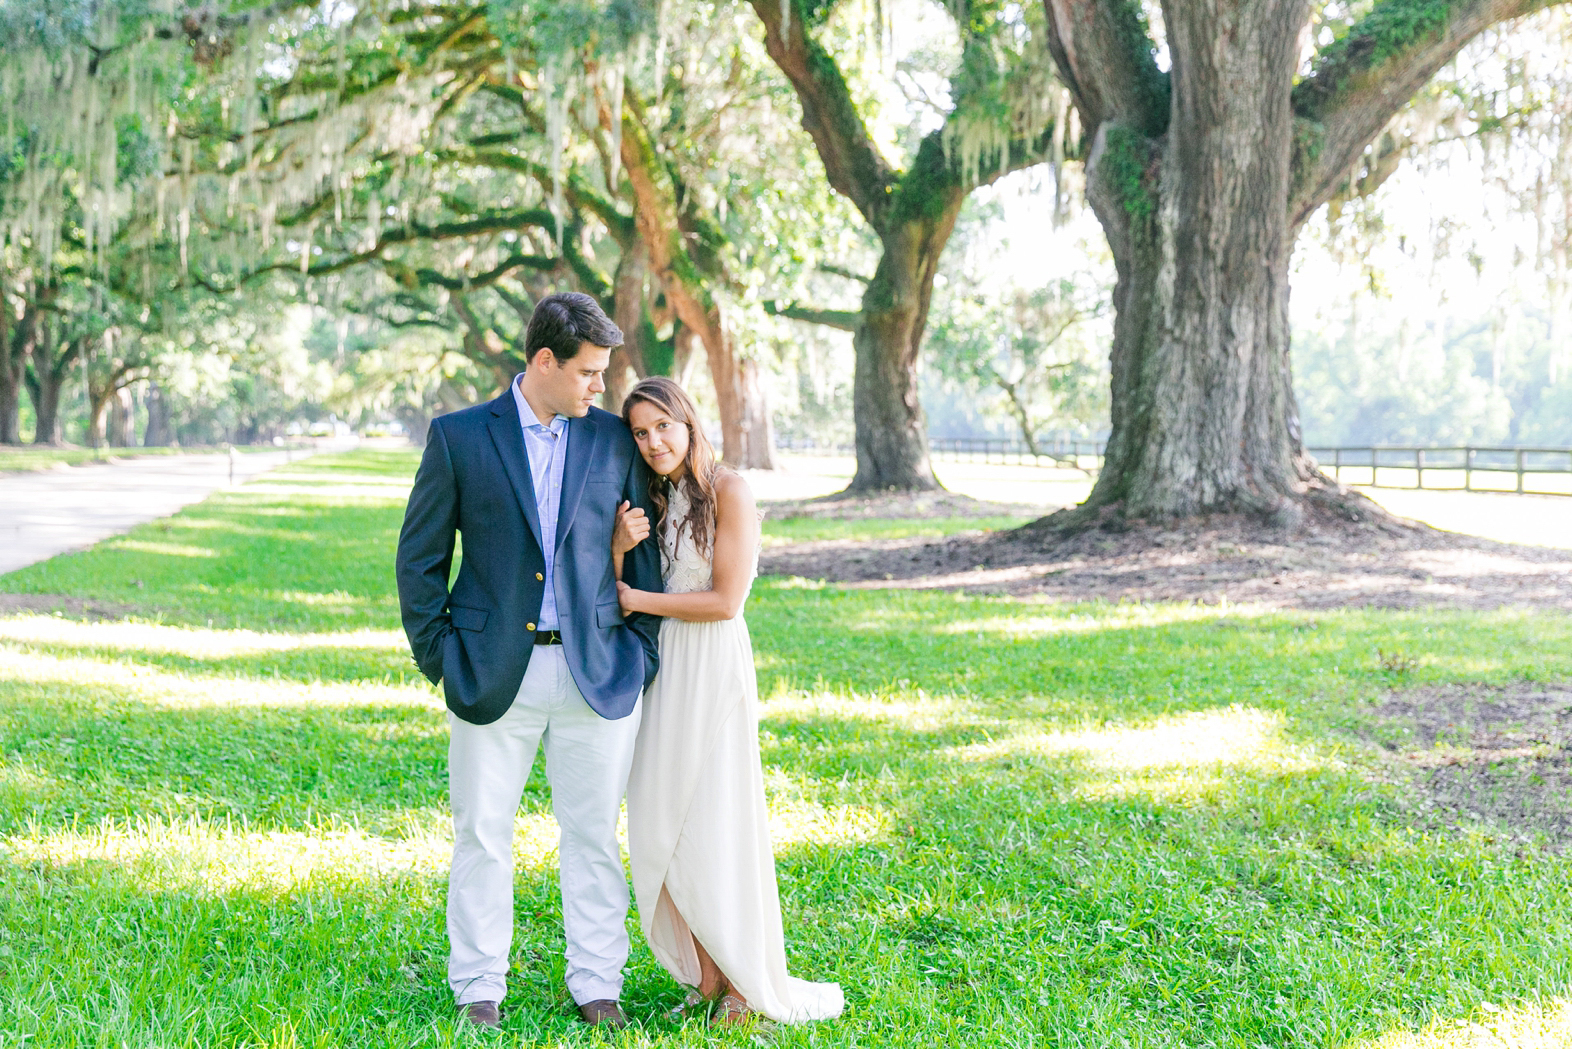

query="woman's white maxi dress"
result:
[626,487,843,1023]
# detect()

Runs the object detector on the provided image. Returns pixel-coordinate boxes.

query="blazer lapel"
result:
[487,394,545,549]
[556,411,600,552]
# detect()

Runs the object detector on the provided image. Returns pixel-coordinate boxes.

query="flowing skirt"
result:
[626,616,843,1023]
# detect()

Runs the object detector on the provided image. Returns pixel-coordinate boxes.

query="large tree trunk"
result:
[604,239,650,413]
[746,2,1054,492]
[111,386,136,447]
[618,102,776,469]
[1079,107,1313,521]
[847,202,960,492]
[1040,0,1557,524]
[28,371,65,446]
[0,300,23,446]
[26,327,76,446]
[1075,2,1314,521]
[1046,0,1315,522]
[87,387,115,449]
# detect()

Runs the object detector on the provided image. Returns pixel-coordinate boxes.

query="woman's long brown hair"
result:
[621,377,725,559]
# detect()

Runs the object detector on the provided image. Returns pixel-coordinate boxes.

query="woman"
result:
[610,376,843,1025]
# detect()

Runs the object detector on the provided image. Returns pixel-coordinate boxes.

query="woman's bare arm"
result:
[617,473,756,622]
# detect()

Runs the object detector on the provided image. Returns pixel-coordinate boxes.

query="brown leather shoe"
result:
[457,1000,501,1029]
[578,999,629,1029]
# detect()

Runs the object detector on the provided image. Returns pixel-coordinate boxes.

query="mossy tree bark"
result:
[1041,0,1567,522]
[852,142,966,490]
[751,0,1052,492]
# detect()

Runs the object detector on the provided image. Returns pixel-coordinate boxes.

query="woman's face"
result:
[627,400,691,480]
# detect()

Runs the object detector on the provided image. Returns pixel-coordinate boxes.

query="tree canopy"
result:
[2,0,1570,515]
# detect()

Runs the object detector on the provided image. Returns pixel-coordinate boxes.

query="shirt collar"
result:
[511,374,569,434]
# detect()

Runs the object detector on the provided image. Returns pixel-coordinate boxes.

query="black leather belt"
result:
[533,629,563,646]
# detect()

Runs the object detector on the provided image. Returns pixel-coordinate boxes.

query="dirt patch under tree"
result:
[760,493,1572,612]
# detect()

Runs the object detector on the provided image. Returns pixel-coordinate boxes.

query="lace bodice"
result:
[661,485,715,595]
[659,482,762,596]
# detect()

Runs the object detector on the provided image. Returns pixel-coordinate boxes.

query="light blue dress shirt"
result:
[511,375,570,631]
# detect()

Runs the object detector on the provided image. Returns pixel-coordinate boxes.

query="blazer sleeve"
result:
[621,452,665,691]
[396,418,459,684]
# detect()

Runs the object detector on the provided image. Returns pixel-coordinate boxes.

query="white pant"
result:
[446,645,642,1005]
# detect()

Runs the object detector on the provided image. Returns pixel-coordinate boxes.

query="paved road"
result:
[0,450,310,576]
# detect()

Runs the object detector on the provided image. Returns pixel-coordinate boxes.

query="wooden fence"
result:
[1308,446,1572,496]
[927,436,1106,470]
[776,438,1572,495]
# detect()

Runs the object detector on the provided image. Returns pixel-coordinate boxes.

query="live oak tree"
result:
[1037,0,1572,523]
[1,0,806,459]
[748,0,1064,491]
[0,0,313,445]
[185,0,824,466]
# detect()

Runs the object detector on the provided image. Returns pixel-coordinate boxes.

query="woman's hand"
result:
[616,580,644,616]
[611,500,650,556]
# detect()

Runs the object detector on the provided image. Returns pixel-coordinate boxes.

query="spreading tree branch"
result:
[455,149,637,241]
[755,1,1058,239]
[1289,0,1572,227]
[747,0,900,232]
[764,301,860,331]
[205,208,564,289]
[819,264,872,284]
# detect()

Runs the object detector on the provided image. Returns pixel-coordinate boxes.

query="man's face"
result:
[531,343,610,418]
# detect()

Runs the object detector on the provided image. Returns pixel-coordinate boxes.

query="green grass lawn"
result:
[2,448,1570,1047]
[0,445,303,476]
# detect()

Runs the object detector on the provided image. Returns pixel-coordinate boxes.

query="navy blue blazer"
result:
[395,395,663,724]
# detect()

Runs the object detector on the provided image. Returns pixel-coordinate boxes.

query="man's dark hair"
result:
[523,292,623,364]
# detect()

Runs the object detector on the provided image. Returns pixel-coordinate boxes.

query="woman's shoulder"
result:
[713,468,756,509]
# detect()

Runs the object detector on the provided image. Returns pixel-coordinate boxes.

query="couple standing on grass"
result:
[395,292,842,1031]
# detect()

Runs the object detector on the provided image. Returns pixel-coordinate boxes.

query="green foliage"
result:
[797,0,849,31]
[4,450,1572,1044]
[1099,123,1156,239]
[1294,301,1572,447]
[112,115,161,187]
[888,135,962,225]
[1308,0,1463,100]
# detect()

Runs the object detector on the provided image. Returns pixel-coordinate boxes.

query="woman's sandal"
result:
[668,989,706,1020]
[708,993,756,1027]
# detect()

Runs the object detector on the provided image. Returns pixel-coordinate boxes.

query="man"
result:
[396,292,663,1031]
